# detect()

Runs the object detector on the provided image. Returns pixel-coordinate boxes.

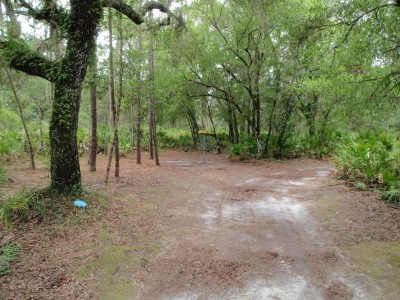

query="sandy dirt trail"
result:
[136,156,363,299]
[1,151,399,299]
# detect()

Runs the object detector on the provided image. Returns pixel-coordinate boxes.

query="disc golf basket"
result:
[198,130,214,163]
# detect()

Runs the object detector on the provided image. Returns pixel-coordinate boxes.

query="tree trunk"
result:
[47,1,102,193]
[186,107,200,149]
[151,110,160,165]
[232,105,239,144]
[149,111,154,159]
[136,27,142,164]
[89,53,98,172]
[264,69,280,157]
[105,6,119,181]
[227,102,234,143]
[206,99,221,153]
[0,0,4,34]
[300,94,318,138]
[115,11,124,177]
[276,96,296,159]
[148,10,159,165]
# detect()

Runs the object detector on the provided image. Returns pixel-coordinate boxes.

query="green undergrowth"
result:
[0,167,7,187]
[0,187,108,228]
[0,242,21,277]
[334,132,400,204]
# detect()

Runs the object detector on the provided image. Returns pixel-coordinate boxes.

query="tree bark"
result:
[105,6,119,182]
[115,11,124,177]
[148,10,159,165]
[136,27,142,164]
[89,52,98,172]
[186,107,200,149]
[48,1,102,193]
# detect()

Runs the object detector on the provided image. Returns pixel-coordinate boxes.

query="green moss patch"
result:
[345,241,400,297]
[78,245,143,299]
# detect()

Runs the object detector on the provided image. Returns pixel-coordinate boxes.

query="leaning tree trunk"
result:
[0,57,35,169]
[186,107,200,149]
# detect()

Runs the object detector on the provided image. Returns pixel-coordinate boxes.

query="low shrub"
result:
[0,189,74,227]
[0,189,31,227]
[228,137,258,159]
[334,131,400,204]
[157,128,193,149]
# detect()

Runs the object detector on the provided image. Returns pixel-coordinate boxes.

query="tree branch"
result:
[1,39,56,81]
[15,0,69,30]
[104,0,185,28]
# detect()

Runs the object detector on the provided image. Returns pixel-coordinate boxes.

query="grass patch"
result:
[0,242,21,277]
[381,186,400,204]
[0,188,109,227]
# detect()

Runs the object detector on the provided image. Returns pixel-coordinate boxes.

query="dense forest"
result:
[0,0,399,194]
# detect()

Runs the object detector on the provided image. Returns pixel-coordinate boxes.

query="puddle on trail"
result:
[165,160,193,166]
[223,196,307,222]
[165,275,322,300]
[165,160,220,167]
[231,276,322,300]
[201,196,308,227]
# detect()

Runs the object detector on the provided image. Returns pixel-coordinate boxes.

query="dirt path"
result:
[1,151,400,299]
[137,157,356,299]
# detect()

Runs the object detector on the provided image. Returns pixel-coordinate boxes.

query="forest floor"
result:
[1,150,400,299]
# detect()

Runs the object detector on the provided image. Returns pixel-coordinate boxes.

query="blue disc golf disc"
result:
[74,200,87,208]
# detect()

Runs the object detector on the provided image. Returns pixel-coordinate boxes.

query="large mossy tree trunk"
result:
[49,1,102,193]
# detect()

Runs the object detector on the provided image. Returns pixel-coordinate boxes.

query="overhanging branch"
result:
[15,0,69,30]
[1,39,56,81]
[104,0,185,28]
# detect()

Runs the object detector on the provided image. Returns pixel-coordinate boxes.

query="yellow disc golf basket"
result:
[198,130,214,163]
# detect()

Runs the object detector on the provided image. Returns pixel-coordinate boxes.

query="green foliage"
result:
[0,167,7,187]
[228,137,258,159]
[381,186,400,204]
[354,181,368,191]
[335,132,400,204]
[0,189,71,227]
[0,242,21,277]
[118,127,133,155]
[0,109,20,130]
[157,128,193,149]
[261,128,341,159]
[97,124,113,151]
[0,130,24,156]
[0,187,108,227]
[77,127,88,143]
[0,189,31,227]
